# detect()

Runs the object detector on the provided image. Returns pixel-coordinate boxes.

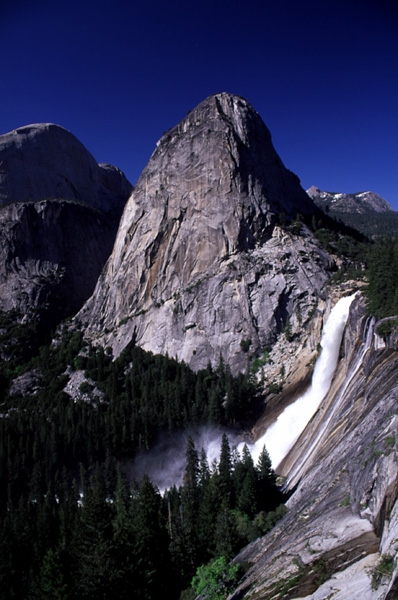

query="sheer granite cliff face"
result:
[0,124,132,322]
[80,93,333,373]
[229,295,398,600]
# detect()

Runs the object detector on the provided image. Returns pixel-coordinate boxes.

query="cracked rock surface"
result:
[0,123,132,323]
[229,296,398,599]
[80,93,333,373]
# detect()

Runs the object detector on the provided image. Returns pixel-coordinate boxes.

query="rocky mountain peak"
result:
[0,122,132,214]
[0,123,133,326]
[307,185,393,215]
[141,92,316,252]
[80,93,333,373]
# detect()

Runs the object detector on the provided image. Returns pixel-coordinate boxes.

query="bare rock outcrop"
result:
[229,294,398,599]
[0,123,133,324]
[80,93,333,373]
[0,123,132,215]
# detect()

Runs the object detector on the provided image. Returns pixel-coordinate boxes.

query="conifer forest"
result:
[1,219,397,599]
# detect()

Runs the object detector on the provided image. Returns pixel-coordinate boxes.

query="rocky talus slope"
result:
[229,294,398,600]
[0,123,132,322]
[79,93,333,373]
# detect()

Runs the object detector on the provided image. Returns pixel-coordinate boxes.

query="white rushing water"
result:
[133,294,357,492]
[285,314,374,487]
[244,293,357,469]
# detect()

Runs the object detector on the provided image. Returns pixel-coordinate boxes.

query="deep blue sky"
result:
[1,0,397,208]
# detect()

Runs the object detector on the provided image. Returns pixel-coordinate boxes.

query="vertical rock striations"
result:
[0,123,133,323]
[80,93,333,372]
[229,295,398,599]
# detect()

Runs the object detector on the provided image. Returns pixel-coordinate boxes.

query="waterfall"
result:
[132,294,358,492]
[244,293,357,469]
[285,313,374,487]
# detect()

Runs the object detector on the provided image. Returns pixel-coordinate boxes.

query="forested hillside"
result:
[0,95,397,600]
[324,210,398,239]
[0,322,285,599]
[2,213,398,599]
[2,218,398,599]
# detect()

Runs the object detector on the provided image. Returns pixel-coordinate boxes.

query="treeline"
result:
[0,323,284,598]
[165,435,285,594]
[1,324,260,467]
[277,208,368,263]
[304,211,398,322]
[286,209,398,323]
[0,426,284,599]
[323,210,398,239]
[365,237,398,319]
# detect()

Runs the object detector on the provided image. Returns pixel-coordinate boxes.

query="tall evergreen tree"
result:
[235,445,257,517]
[214,501,239,560]
[217,434,234,507]
[256,445,284,510]
[29,547,69,600]
[75,465,115,600]
[131,475,173,599]
[111,469,137,599]
[165,484,184,574]
[181,437,200,574]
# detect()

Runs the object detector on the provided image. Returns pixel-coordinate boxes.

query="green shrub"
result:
[191,556,240,600]
[371,553,395,589]
[376,319,398,339]
[79,381,91,394]
[240,338,251,353]
[268,382,282,395]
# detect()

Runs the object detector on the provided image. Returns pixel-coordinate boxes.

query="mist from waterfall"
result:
[130,426,237,492]
[131,294,356,491]
[244,293,357,469]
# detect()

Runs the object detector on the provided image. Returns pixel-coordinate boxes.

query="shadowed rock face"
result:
[79,93,333,373]
[0,200,123,321]
[0,123,133,324]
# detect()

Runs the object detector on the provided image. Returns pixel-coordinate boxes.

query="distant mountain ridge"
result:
[308,185,398,237]
[307,186,393,214]
[0,123,132,325]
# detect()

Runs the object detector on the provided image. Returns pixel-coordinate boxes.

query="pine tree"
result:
[196,469,220,561]
[217,434,233,507]
[111,469,137,599]
[183,436,200,490]
[198,447,210,488]
[131,475,173,599]
[235,445,257,517]
[181,437,200,573]
[75,464,115,600]
[214,501,239,559]
[29,547,69,600]
[165,484,186,582]
[256,445,283,511]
